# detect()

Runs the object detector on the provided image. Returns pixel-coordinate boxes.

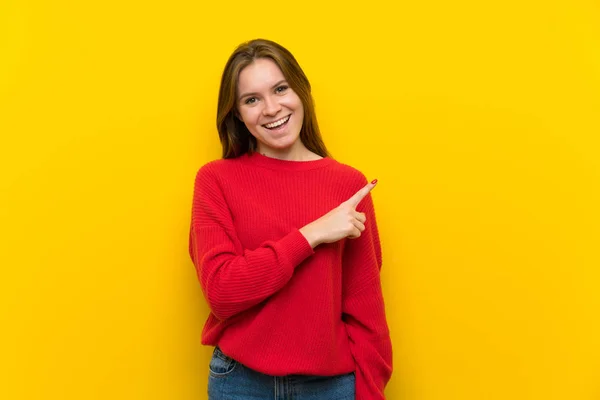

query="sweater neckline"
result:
[243,151,335,171]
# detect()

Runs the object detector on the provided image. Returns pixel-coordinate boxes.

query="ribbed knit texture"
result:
[189,151,393,399]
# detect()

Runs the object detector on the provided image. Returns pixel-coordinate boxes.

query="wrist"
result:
[299,225,322,248]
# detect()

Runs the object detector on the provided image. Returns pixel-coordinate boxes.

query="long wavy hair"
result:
[216,39,330,159]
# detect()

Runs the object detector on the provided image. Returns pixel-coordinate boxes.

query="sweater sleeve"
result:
[189,164,315,321]
[342,180,393,400]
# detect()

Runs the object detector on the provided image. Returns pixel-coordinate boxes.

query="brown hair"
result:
[216,39,330,159]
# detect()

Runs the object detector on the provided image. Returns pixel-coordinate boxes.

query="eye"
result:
[275,85,289,93]
[244,97,257,105]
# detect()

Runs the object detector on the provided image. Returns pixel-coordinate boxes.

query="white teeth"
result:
[264,115,290,129]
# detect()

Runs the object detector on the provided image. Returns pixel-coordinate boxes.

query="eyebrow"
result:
[238,80,288,102]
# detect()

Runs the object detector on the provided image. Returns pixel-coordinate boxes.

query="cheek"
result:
[282,96,303,114]
[289,99,304,121]
[292,94,304,113]
[239,108,259,125]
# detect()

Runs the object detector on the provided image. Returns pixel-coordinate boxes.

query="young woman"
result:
[189,39,393,399]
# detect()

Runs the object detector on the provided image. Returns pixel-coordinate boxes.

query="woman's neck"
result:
[257,142,323,161]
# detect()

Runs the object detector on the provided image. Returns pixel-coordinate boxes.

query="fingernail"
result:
[371,179,378,184]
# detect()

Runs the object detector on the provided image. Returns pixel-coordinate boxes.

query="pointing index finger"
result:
[346,179,378,208]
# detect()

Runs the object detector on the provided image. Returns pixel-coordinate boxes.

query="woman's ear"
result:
[233,108,242,121]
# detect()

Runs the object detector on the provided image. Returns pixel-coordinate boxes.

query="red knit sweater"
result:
[188,151,393,399]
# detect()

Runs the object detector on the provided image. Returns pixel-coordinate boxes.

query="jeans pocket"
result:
[209,346,237,377]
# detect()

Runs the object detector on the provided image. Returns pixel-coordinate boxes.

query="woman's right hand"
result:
[300,180,377,248]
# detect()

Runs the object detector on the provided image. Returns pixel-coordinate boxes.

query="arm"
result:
[189,165,314,321]
[342,181,393,400]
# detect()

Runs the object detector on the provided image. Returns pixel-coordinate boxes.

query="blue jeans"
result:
[208,346,355,399]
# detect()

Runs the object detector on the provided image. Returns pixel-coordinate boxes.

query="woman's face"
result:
[236,58,304,155]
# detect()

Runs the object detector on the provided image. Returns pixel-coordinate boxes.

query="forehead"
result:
[237,58,285,92]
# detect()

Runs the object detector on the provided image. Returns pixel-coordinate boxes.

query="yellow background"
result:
[1,0,599,399]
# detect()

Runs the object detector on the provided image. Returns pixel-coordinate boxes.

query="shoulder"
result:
[192,158,248,197]
[328,159,370,190]
[195,156,245,181]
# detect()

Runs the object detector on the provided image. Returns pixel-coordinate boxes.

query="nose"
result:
[262,96,281,117]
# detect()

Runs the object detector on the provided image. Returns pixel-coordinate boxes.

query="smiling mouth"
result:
[263,115,290,130]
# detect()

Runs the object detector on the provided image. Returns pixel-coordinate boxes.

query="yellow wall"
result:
[2,0,599,399]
